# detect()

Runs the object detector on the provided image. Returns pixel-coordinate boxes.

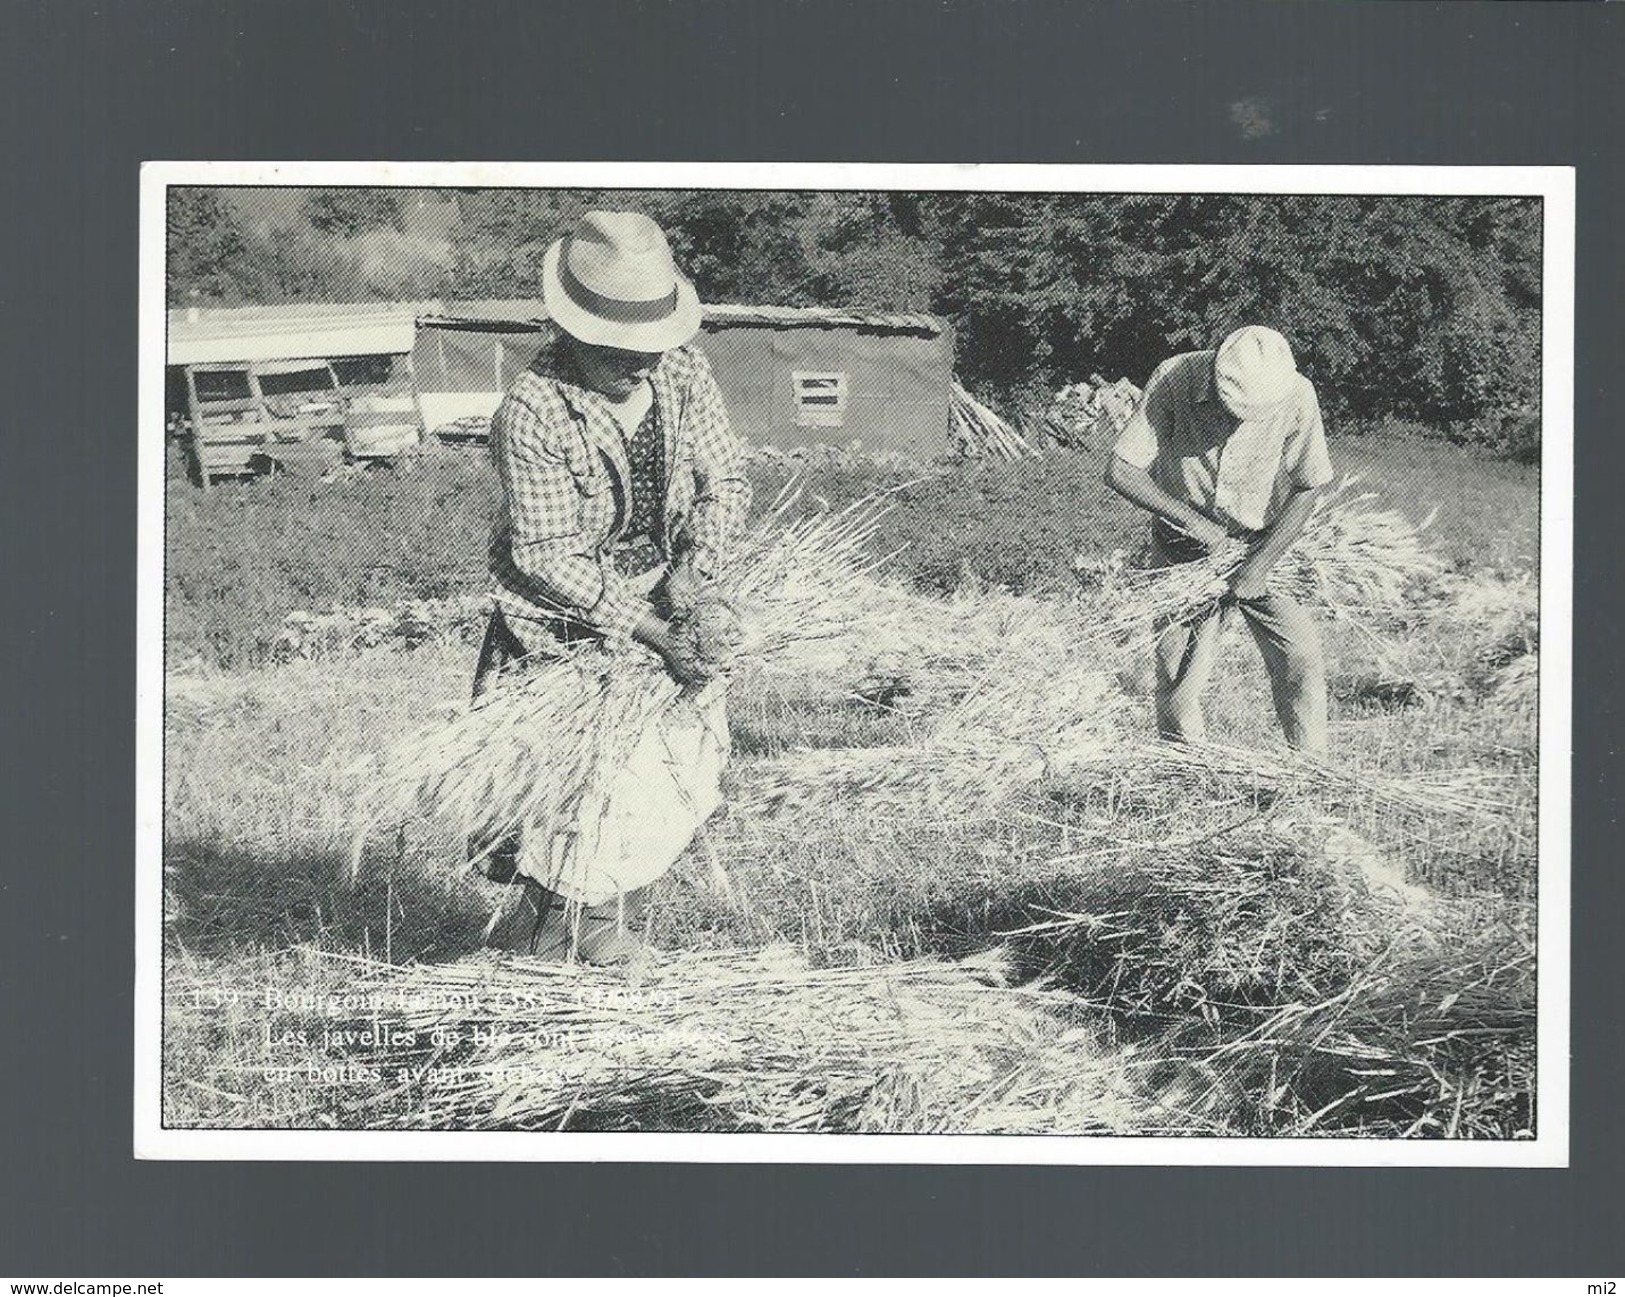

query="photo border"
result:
[136,159,1574,1167]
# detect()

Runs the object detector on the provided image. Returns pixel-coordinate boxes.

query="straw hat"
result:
[542,210,702,352]
[1214,325,1300,420]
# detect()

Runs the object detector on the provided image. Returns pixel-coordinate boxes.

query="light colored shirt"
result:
[1113,349,1333,533]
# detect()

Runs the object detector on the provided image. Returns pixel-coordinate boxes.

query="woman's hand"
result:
[663,555,701,620]
[660,635,716,688]
[634,611,714,688]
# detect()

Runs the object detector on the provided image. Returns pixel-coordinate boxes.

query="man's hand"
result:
[1226,484,1323,603]
[1183,517,1232,553]
[1106,456,1230,555]
[1229,553,1272,601]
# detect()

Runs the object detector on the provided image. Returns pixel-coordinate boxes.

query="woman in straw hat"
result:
[472,209,751,963]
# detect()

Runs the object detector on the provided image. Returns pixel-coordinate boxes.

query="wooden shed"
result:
[165,302,433,487]
[412,302,957,460]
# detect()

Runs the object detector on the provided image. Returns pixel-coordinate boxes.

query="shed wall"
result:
[412,320,956,460]
[699,326,954,459]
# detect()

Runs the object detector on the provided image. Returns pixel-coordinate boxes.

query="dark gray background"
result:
[1,0,1618,1278]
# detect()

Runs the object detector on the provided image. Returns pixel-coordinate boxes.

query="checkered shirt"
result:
[488,335,752,645]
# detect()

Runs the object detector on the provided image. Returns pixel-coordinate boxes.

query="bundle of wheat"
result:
[299,945,1153,1133]
[841,584,1083,718]
[993,818,1534,1137]
[1489,651,1539,719]
[1200,935,1536,1137]
[718,488,901,675]
[949,381,1040,461]
[1449,570,1539,716]
[350,647,682,881]
[744,667,1509,834]
[998,821,1411,1018]
[1448,569,1537,639]
[1083,478,1448,650]
[350,487,904,878]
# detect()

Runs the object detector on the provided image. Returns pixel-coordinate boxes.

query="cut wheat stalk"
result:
[1489,651,1539,718]
[743,640,1509,834]
[255,945,1158,1134]
[950,814,1534,1137]
[1080,477,1448,653]
[1125,735,1514,827]
[348,484,908,882]
[1195,940,1536,1138]
[742,661,1130,818]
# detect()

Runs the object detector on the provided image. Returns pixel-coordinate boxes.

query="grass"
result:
[164,425,1537,669]
[160,424,1541,1137]
[164,440,498,668]
[1332,425,1539,571]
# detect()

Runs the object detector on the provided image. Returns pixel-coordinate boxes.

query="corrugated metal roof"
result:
[167,301,439,366]
[172,299,948,365]
[702,304,945,337]
[417,300,550,332]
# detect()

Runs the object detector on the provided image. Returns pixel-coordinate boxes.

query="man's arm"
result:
[1230,381,1334,600]
[1229,483,1322,600]
[1104,359,1229,552]
[1104,456,1230,551]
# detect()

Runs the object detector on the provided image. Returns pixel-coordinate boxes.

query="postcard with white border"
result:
[137,161,1571,1164]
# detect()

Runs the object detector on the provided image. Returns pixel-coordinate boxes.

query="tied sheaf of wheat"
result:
[1078,477,1449,650]
[347,487,904,875]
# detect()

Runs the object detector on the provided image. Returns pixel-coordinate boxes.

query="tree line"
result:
[168,187,1541,438]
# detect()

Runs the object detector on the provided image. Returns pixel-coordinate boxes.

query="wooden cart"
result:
[180,356,424,488]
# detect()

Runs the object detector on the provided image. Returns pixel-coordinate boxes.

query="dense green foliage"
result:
[302,190,404,236]
[167,188,1540,434]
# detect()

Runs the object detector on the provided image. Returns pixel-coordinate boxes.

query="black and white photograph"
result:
[136,163,1570,1163]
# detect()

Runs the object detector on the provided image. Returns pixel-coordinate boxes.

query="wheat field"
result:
[161,432,1540,1138]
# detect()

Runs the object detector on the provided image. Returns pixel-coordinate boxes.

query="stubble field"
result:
[161,426,1541,1138]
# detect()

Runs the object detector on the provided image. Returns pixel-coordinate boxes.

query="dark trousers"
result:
[1149,522,1329,754]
